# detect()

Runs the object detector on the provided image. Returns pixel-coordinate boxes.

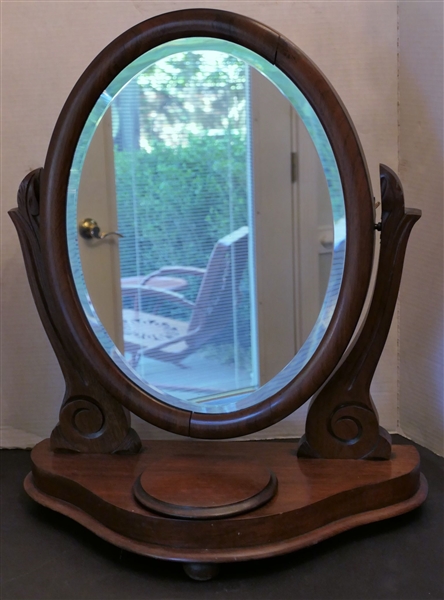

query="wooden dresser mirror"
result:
[10,8,427,580]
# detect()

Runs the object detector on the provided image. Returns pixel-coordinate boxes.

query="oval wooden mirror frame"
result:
[39,8,374,438]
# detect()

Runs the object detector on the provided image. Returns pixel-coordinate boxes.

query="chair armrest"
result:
[126,285,195,309]
[142,266,206,283]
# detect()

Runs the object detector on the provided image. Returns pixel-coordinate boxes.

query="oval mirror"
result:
[43,10,374,437]
[70,41,344,414]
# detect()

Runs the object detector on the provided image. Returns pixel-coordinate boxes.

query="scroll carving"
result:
[9,170,141,454]
[297,165,421,460]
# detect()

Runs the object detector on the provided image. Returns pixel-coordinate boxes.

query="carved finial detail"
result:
[16,169,43,242]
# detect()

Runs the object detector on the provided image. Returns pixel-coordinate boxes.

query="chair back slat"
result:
[187,226,249,349]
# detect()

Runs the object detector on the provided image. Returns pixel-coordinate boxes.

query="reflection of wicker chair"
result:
[122,226,249,367]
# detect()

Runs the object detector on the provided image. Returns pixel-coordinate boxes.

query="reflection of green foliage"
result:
[115,132,248,277]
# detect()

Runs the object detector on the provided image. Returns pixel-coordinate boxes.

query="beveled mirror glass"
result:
[67,39,345,414]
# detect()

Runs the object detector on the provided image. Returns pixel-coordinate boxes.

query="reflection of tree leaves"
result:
[114,135,248,281]
[135,51,247,148]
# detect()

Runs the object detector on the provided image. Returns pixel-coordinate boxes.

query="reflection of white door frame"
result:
[251,69,296,385]
[77,111,124,352]
[293,112,333,347]
[252,70,333,385]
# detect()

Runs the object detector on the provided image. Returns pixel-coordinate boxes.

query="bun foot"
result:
[182,562,221,581]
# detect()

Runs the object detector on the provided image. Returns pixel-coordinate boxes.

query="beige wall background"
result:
[0,1,441,453]
[398,1,443,456]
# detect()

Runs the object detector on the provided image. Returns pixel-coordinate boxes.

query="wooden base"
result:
[26,440,427,571]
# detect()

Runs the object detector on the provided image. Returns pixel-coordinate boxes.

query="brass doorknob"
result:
[78,218,124,240]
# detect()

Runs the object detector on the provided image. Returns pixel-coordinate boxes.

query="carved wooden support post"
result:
[9,169,142,454]
[297,164,421,459]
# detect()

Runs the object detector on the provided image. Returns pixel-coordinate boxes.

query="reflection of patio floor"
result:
[131,350,256,404]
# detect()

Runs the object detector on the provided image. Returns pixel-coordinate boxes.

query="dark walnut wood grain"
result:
[26,440,427,566]
[298,165,421,460]
[9,170,141,454]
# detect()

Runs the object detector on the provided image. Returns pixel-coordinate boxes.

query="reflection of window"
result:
[112,51,258,403]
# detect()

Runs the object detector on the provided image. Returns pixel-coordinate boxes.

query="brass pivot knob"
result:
[78,218,124,240]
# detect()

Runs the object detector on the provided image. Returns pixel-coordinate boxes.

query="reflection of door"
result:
[251,70,332,384]
[77,111,124,352]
